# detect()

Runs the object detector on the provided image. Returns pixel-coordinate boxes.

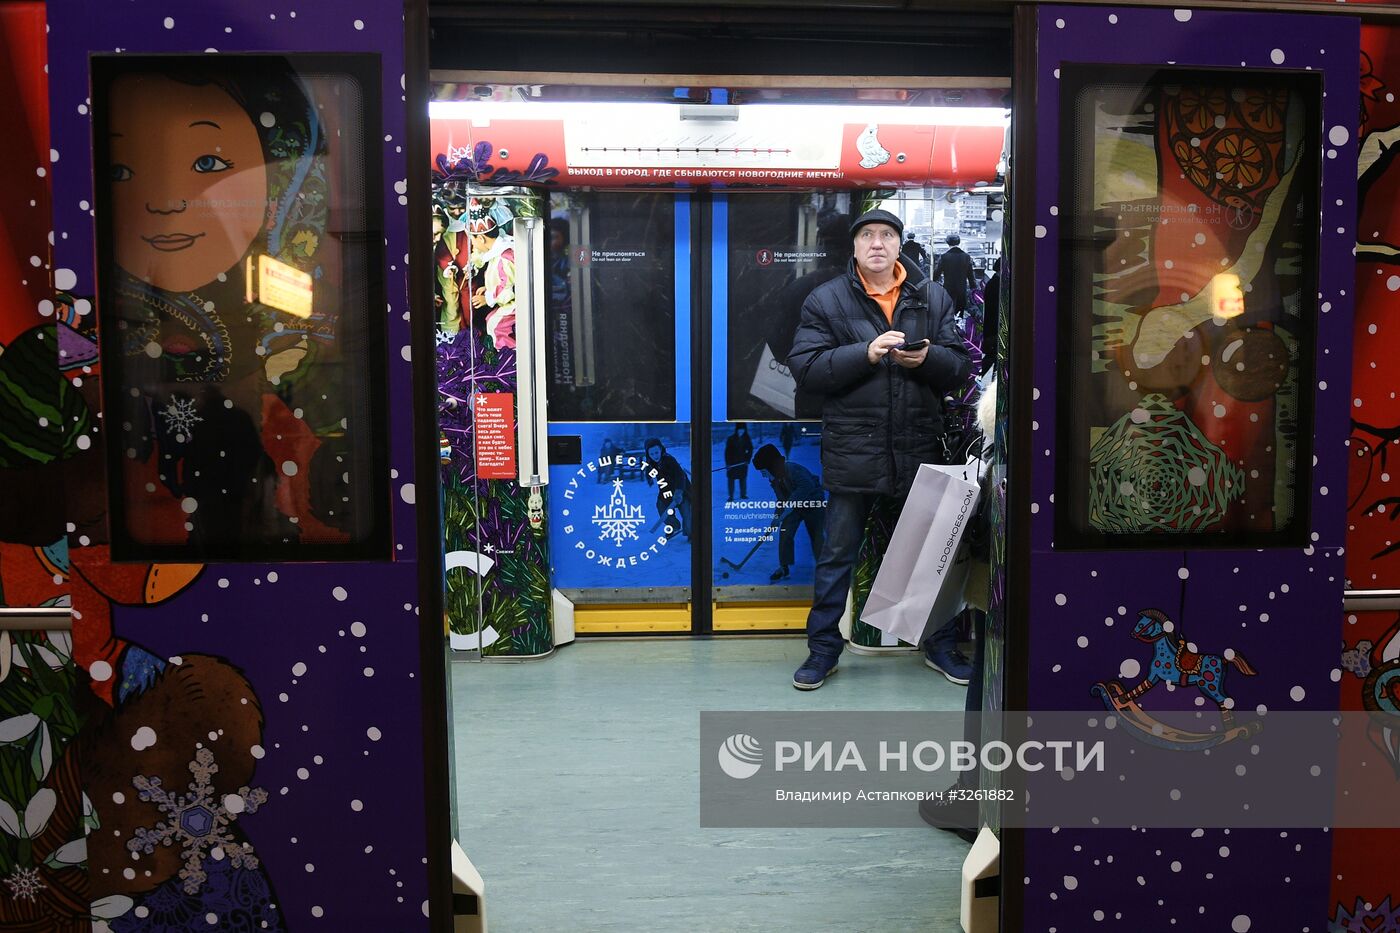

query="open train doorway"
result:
[427,75,1010,930]
[428,83,1008,645]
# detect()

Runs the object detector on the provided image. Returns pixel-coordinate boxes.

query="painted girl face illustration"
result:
[109,74,269,292]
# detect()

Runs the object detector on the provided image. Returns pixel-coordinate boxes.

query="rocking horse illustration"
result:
[1091,608,1263,749]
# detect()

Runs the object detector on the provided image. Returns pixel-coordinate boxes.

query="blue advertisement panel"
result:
[549,423,692,589]
[712,422,826,586]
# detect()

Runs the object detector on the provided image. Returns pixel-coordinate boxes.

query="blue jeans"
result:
[805,492,900,657]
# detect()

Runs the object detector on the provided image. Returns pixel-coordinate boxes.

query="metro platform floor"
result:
[450,637,970,932]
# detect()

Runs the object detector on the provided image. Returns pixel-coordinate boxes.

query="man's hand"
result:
[891,343,929,369]
[868,330,906,365]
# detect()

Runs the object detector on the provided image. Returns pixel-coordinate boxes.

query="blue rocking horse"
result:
[1117,608,1257,723]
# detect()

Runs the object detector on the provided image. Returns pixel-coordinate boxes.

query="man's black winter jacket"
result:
[787,258,972,497]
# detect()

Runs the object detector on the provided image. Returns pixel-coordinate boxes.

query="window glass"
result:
[726,193,851,421]
[1057,67,1321,547]
[93,55,390,560]
[546,192,676,422]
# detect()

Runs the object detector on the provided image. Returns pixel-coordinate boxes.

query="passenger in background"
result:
[931,233,978,315]
[900,231,930,276]
[644,437,692,539]
[753,444,826,583]
[725,423,754,502]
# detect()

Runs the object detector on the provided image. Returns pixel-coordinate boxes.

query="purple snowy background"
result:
[46,1,434,929]
[1021,6,1357,931]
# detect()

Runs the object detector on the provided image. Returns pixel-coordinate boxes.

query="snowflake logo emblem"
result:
[593,478,646,547]
[160,397,204,442]
[3,866,45,903]
[128,747,268,895]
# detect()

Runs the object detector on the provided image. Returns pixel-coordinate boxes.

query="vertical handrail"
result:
[515,215,550,488]
[574,206,596,387]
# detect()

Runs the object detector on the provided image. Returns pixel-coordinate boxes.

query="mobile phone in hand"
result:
[896,338,929,352]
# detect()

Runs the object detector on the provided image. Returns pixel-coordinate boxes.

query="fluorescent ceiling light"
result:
[429,99,1008,127]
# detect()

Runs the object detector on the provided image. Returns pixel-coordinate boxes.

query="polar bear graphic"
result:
[856,124,891,169]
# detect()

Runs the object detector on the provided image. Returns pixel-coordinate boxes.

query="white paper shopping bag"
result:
[748,343,797,418]
[859,463,981,645]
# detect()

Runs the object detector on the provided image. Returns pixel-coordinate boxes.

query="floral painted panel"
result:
[432,172,552,657]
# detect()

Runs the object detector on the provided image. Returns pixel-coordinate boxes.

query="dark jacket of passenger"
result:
[981,271,1000,375]
[787,258,971,497]
[932,246,977,311]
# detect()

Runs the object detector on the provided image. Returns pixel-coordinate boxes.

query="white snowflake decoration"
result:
[592,478,645,547]
[3,866,45,903]
[127,747,267,895]
[160,397,204,441]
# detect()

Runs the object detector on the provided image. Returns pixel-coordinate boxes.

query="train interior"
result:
[430,78,1010,929]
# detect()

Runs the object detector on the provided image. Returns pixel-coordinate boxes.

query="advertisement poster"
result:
[712,422,826,587]
[548,423,692,590]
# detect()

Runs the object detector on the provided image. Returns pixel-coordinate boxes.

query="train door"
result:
[1003,6,1360,931]
[544,190,699,635]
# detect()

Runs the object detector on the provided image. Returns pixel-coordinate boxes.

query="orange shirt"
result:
[857,262,907,325]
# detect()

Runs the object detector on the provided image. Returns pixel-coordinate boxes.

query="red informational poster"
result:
[474,392,517,480]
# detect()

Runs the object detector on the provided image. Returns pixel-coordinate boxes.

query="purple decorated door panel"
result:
[1009,6,1357,931]
[44,2,448,932]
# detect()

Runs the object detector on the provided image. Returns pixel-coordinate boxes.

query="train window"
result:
[545,191,677,423]
[726,193,852,422]
[1055,66,1321,549]
[91,54,391,561]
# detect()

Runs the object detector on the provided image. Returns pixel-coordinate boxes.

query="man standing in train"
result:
[786,209,972,689]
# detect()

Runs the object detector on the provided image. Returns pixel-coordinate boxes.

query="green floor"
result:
[450,637,971,932]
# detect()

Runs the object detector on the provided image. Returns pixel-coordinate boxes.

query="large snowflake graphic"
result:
[160,396,204,441]
[593,478,646,547]
[3,866,45,903]
[128,747,268,895]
